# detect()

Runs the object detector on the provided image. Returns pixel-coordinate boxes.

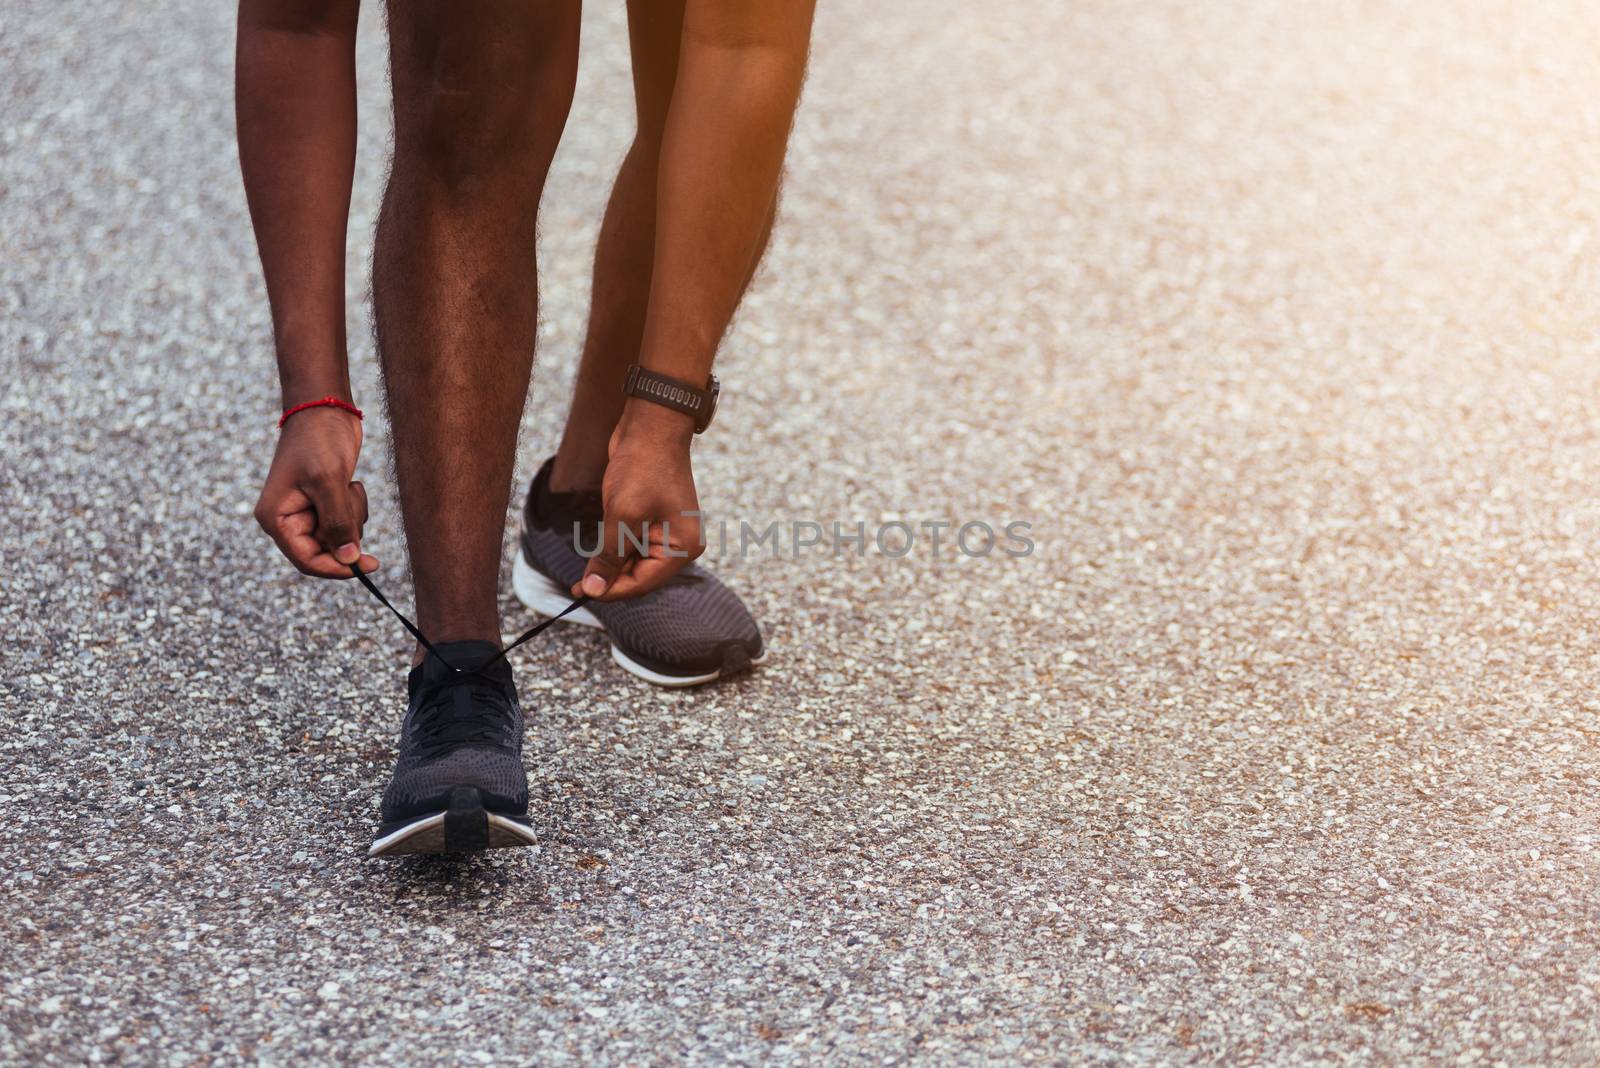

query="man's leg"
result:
[512,0,806,688]
[374,0,581,646]
[547,0,775,495]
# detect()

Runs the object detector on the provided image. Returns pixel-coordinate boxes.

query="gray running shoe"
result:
[514,457,765,687]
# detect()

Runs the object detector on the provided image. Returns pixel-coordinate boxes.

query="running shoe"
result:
[513,457,766,687]
[369,639,538,857]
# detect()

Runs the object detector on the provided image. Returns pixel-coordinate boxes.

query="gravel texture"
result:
[6,0,1600,1063]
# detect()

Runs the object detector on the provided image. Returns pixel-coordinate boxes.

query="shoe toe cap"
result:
[609,591,764,674]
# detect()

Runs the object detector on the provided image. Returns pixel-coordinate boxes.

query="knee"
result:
[393,3,580,189]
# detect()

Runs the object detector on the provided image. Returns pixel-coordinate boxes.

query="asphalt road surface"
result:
[6,0,1600,1062]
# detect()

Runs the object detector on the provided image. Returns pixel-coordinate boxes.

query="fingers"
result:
[279,532,382,579]
[593,554,688,601]
[255,485,381,580]
[277,508,383,579]
[255,485,311,571]
[572,517,703,601]
[575,517,630,598]
[302,473,366,564]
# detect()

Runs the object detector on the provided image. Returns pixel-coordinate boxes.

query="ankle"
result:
[411,637,507,672]
[411,634,502,668]
[410,621,501,662]
[547,446,605,495]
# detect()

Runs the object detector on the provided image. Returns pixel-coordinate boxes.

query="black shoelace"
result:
[409,669,517,754]
[348,563,591,675]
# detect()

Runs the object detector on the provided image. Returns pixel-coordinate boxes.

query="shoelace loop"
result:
[348,563,590,673]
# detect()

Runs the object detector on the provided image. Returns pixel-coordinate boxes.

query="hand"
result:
[574,402,703,601]
[254,406,380,579]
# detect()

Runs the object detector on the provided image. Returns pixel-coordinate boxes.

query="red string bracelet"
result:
[278,396,364,429]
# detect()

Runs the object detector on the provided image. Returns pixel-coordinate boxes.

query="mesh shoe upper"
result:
[379,640,528,825]
[521,457,764,677]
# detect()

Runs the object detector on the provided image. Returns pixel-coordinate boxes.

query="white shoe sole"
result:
[511,549,766,688]
[369,787,537,857]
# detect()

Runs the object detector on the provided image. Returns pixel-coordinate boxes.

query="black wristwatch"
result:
[623,365,720,434]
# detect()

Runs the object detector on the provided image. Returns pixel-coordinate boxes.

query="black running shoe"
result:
[368,640,538,857]
[513,457,766,687]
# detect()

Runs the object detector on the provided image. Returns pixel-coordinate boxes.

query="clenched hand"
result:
[254,406,380,578]
[574,413,703,601]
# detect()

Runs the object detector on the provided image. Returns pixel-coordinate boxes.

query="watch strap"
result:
[623,365,718,433]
